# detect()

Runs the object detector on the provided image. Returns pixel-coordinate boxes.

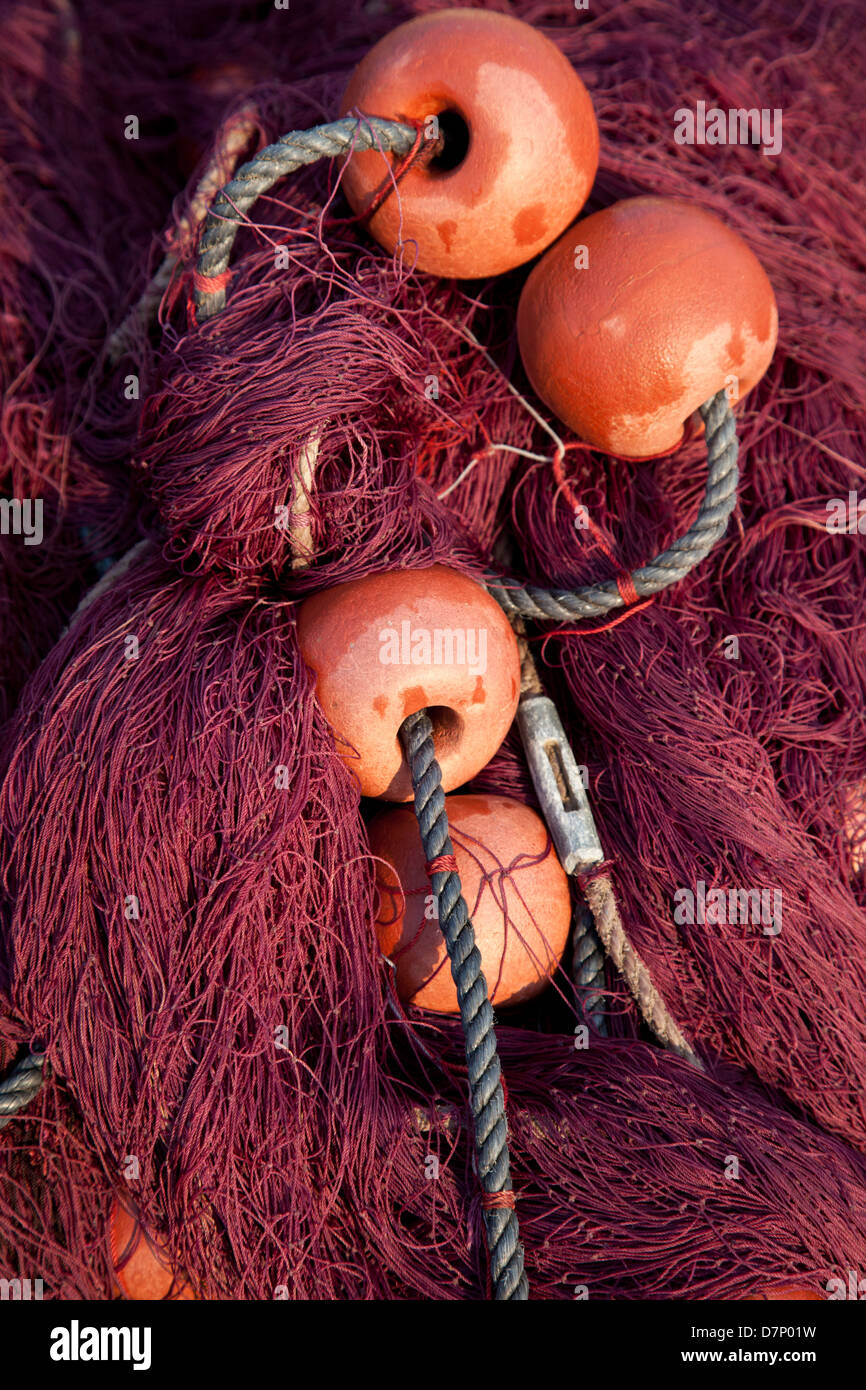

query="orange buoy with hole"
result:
[109,1198,195,1301]
[297,566,520,801]
[338,8,598,278]
[517,195,778,458]
[368,793,571,1011]
[745,1286,823,1300]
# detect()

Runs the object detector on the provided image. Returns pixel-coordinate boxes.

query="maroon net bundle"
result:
[0,0,186,721]
[2,0,866,1298]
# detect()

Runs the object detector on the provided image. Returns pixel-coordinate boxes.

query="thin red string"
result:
[192,269,233,295]
[481,1190,517,1211]
[426,854,458,876]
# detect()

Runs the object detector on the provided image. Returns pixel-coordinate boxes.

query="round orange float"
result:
[339,8,598,278]
[368,792,572,1011]
[296,566,521,801]
[517,195,778,458]
[109,1198,195,1301]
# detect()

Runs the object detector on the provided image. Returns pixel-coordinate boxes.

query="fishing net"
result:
[1,0,864,1298]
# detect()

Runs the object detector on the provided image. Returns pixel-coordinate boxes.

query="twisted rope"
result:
[107,102,260,363]
[193,116,739,610]
[571,903,608,1036]
[0,1051,45,1130]
[487,390,739,620]
[399,711,528,1301]
[580,873,702,1067]
[195,115,418,320]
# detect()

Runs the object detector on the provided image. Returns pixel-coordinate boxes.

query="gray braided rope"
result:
[582,875,702,1068]
[195,115,418,320]
[193,115,738,611]
[191,111,738,608]
[399,711,528,1301]
[487,390,739,620]
[571,903,608,1036]
[0,1051,45,1130]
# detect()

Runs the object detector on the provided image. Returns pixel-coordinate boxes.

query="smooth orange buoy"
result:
[109,1198,195,1301]
[297,566,520,800]
[368,793,571,1011]
[745,1286,823,1300]
[517,196,778,458]
[339,9,598,278]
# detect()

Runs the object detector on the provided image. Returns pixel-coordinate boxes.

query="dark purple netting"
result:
[2,0,866,1297]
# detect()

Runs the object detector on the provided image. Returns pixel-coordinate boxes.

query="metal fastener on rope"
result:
[516,693,604,877]
[513,631,700,1064]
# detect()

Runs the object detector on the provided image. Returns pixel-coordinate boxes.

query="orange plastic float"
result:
[109,1198,195,1301]
[368,793,571,1012]
[297,566,521,801]
[339,8,599,277]
[517,195,778,457]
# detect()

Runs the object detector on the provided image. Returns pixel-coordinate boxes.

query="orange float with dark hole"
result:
[109,1198,195,1301]
[368,793,571,1011]
[517,195,778,458]
[339,8,598,278]
[297,566,521,801]
[745,1286,823,1300]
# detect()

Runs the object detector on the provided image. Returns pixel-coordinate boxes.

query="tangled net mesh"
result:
[1,0,865,1298]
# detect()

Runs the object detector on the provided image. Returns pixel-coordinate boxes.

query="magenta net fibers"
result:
[1,0,865,1296]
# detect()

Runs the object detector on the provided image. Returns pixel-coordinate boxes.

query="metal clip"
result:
[516,693,604,876]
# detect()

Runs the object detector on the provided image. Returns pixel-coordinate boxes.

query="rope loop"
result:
[195,114,417,321]
[192,115,740,618]
[487,390,739,621]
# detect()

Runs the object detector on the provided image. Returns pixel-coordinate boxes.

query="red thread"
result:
[550,445,650,630]
[426,854,458,876]
[481,1190,517,1211]
[193,269,233,295]
[616,570,640,606]
[577,859,615,890]
[536,598,656,656]
[352,118,428,226]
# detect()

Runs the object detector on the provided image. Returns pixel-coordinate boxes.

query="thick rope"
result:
[195,115,418,320]
[571,902,608,1036]
[399,710,528,1301]
[0,1051,45,1130]
[488,390,738,620]
[580,874,702,1067]
[514,626,607,1032]
[193,117,739,611]
[107,103,260,362]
